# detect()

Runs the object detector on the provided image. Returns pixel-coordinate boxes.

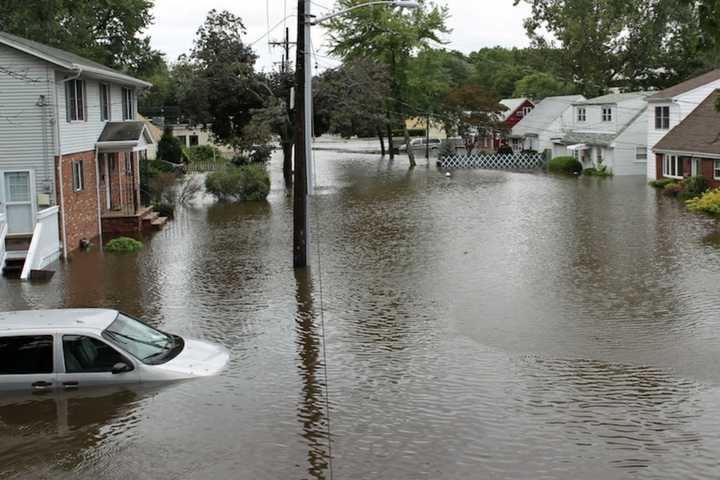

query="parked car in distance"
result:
[399,138,442,152]
[0,309,230,393]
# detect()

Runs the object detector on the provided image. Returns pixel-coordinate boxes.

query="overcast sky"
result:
[148,0,533,71]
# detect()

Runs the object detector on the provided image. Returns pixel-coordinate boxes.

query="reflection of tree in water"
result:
[0,387,152,478]
[295,269,331,480]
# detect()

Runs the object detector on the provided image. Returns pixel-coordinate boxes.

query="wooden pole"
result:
[293,0,309,268]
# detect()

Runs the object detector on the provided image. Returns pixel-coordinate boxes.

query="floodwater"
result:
[2,144,720,479]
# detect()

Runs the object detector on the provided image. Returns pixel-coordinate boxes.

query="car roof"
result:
[0,309,118,333]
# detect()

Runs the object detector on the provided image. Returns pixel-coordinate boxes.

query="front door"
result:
[691,158,700,177]
[0,170,35,235]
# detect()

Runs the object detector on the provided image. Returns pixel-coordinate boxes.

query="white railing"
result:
[21,206,61,281]
[0,213,6,271]
[438,152,546,170]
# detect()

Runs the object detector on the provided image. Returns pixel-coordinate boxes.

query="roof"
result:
[139,115,163,143]
[653,90,720,156]
[0,309,118,332]
[647,69,720,101]
[575,92,650,105]
[556,131,618,147]
[0,31,151,88]
[512,95,586,136]
[500,98,531,120]
[98,121,151,143]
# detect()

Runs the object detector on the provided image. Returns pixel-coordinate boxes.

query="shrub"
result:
[687,188,720,215]
[583,165,613,177]
[548,156,583,175]
[157,127,183,164]
[682,176,710,199]
[250,144,274,164]
[187,145,222,162]
[153,203,175,219]
[438,140,456,159]
[663,181,684,197]
[649,178,676,188]
[497,144,514,155]
[205,164,270,202]
[105,237,144,253]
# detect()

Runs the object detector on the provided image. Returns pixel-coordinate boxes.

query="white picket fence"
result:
[438,152,546,170]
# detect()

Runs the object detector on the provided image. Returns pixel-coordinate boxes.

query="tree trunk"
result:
[401,112,416,167]
[386,121,395,160]
[377,127,386,156]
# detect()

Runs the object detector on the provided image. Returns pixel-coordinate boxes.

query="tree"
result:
[444,85,506,154]
[513,72,576,99]
[326,0,450,166]
[157,127,183,164]
[0,0,160,75]
[176,10,265,155]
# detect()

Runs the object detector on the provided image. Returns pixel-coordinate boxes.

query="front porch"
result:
[102,205,167,234]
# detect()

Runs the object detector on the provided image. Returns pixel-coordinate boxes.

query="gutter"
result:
[75,64,152,88]
[653,148,720,160]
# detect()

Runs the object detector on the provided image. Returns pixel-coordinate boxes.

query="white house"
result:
[509,95,585,153]
[0,31,156,280]
[552,92,650,176]
[645,69,720,180]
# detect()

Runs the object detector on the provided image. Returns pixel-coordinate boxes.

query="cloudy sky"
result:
[147,0,534,70]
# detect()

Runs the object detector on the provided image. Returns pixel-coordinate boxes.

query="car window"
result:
[63,335,128,373]
[0,336,53,375]
[102,313,181,365]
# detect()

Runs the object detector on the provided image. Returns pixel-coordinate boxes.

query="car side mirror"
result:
[111,362,133,375]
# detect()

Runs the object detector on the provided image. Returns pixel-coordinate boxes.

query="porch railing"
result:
[21,206,61,281]
[0,213,6,271]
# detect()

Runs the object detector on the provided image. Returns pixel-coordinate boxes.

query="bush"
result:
[497,144,514,155]
[687,188,720,215]
[438,140,456,159]
[548,156,583,175]
[157,127,183,164]
[649,178,676,188]
[663,181,684,197]
[153,203,175,219]
[583,165,613,177]
[105,237,144,253]
[682,176,710,198]
[205,164,271,202]
[187,145,222,162]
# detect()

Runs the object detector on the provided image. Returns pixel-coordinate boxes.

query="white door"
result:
[0,170,35,235]
[691,158,700,177]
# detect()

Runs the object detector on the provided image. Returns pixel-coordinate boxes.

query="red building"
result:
[653,90,720,188]
[478,98,536,151]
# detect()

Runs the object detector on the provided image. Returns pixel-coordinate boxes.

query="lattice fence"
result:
[438,152,546,170]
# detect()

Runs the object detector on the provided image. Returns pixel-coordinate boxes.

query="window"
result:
[522,106,532,116]
[102,313,182,365]
[189,135,199,146]
[177,135,188,147]
[65,79,86,122]
[99,83,111,121]
[125,153,134,177]
[655,106,670,130]
[121,87,135,120]
[602,106,613,122]
[63,335,129,373]
[636,146,648,162]
[577,107,586,122]
[0,336,53,375]
[715,160,720,180]
[663,154,683,178]
[72,160,84,192]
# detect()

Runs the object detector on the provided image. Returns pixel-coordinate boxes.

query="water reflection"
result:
[294,269,330,479]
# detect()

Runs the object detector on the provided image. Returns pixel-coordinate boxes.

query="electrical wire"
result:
[249,14,297,47]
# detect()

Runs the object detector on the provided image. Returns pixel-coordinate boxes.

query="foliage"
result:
[513,72,576,99]
[663,181,684,197]
[497,144,514,155]
[186,145,222,163]
[583,165,613,177]
[444,84,506,153]
[157,128,184,164]
[548,156,583,175]
[438,140,457,159]
[683,175,710,198]
[153,203,175,219]
[686,188,720,214]
[205,165,270,202]
[649,178,677,188]
[105,237,144,254]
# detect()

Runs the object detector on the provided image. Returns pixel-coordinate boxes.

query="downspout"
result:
[55,66,84,259]
[94,147,103,246]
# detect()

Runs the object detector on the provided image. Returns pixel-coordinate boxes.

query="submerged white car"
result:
[0,309,230,393]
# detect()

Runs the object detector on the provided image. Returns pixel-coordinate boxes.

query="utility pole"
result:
[269,28,295,73]
[293,0,312,268]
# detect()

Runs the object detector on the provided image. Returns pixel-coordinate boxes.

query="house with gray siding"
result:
[0,32,157,279]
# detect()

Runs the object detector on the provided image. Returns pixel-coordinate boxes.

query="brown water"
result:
[2,147,720,479]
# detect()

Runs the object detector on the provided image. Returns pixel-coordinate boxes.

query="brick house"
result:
[0,32,157,279]
[653,90,720,188]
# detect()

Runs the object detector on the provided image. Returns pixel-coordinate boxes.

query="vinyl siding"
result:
[612,107,648,176]
[57,74,139,155]
[0,44,56,196]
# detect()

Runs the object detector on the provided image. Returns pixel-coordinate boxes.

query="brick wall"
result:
[57,150,99,253]
[701,158,720,189]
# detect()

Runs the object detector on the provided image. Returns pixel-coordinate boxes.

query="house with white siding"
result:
[645,69,720,180]
[509,95,585,153]
[0,32,158,280]
[552,92,650,176]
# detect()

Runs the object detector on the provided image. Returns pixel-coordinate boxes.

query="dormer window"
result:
[121,87,135,120]
[602,106,613,122]
[577,107,586,122]
[655,106,670,130]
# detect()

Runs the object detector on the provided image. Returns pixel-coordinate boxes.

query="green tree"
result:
[513,72,576,99]
[0,0,160,75]
[326,0,450,166]
[157,127,183,164]
[444,85,506,153]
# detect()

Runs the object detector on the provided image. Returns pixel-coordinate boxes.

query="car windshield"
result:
[102,313,181,365]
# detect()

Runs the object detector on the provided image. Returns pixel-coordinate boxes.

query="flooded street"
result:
[2,146,720,479]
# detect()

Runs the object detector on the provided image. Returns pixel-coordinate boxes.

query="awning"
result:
[567,143,589,151]
[96,121,155,152]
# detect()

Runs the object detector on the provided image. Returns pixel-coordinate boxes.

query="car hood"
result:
[152,338,229,377]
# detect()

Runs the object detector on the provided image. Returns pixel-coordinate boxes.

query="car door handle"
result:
[31,381,53,391]
[62,381,79,390]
